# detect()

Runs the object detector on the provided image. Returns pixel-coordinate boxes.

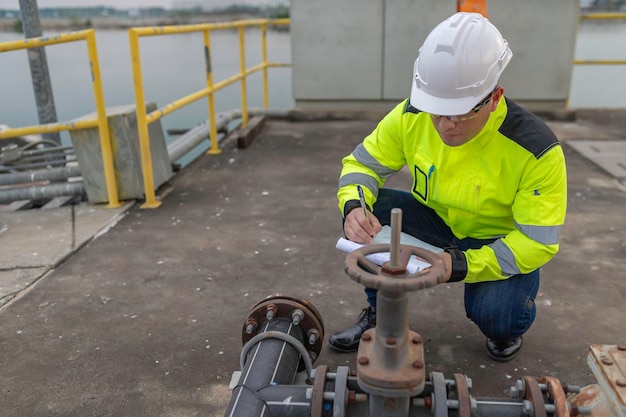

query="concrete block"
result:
[70,103,173,204]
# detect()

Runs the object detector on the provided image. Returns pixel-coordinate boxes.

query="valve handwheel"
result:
[344,243,447,292]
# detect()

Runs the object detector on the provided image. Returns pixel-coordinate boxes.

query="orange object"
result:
[457,0,489,18]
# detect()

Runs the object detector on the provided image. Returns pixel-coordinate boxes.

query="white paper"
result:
[336,237,433,274]
[373,226,443,253]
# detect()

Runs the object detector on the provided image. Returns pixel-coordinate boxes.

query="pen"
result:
[357,185,368,219]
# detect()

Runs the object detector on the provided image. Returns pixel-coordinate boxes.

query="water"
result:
[0,28,293,155]
[0,19,624,150]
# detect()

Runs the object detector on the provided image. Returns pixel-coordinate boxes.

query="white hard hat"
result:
[410,12,513,116]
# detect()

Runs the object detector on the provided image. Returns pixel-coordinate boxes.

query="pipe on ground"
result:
[223,319,308,417]
[0,181,84,203]
[167,109,291,164]
[0,166,81,186]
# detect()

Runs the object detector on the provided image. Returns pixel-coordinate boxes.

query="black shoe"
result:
[328,306,376,352]
[486,337,523,362]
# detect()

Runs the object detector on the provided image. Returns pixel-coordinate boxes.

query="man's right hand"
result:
[343,208,383,244]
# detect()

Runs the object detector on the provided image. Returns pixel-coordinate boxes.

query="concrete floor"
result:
[1,110,626,417]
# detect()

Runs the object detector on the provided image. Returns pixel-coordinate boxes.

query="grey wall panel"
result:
[489,1,579,101]
[291,0,384,100]
[291,0,579,110]
[382,0,454,100]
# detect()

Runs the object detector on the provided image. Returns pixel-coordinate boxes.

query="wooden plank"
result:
[236,116,267,149]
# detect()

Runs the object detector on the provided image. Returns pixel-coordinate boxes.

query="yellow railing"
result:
[128,18,290,209]
[575,12,626,66]
[0,29,121,208]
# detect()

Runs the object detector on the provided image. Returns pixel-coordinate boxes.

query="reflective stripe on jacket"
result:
[338,98,567,283]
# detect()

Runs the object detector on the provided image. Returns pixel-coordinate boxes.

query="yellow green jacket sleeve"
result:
[338,98,567,283]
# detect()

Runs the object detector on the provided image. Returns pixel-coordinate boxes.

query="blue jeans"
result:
[362,188,539,341]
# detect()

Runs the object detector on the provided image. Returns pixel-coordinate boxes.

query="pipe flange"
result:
[241,294,325,371]
[523,376,547,417]
[431,372,448,417]
[310,365,328,417]
[453,373,472,417]
[541,376,570,417]
[333,366,350,417]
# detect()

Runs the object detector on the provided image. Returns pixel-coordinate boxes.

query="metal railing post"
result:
[128,28,161,209]
[0,29,121,207]
[204,29,221,155]
[261,24,269,108]
[238,26,249,127]
[122,19,290,208]
[1,19,291,209]
[85,30,121,208]
[18,0,61,146]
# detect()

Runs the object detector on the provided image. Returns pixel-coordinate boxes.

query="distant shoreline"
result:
[0,13,285,32]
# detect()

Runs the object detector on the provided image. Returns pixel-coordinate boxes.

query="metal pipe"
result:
[6,152,73,161]
[14,146,74,156]
[128,28,159,209]
[238,26,249,127]
[1,142,74,174]
[255,385,312,417]
[167,112,235,163]
[0,166,81,186]
[167,108,285,164]
[1,160,74,172]
[0,181,84,203]
[8,154,74,163]
[223,318,306,417]
[473,399,527,417]
[389,208,402,267]
[226,295,609,417]
[203,29,220,155]
[226,203,608,417]
[7,158,75,168]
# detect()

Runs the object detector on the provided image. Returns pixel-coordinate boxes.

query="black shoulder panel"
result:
[404,99,421,115]
[499,99,560,159]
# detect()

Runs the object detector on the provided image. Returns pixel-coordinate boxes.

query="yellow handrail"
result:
[580,12,626,20]
[238,26,249,128]
[128,18,290,209]
[0,29,121,208]
[574,59,626,65]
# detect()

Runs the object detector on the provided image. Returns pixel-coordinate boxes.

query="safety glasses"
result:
[430,90,495,123]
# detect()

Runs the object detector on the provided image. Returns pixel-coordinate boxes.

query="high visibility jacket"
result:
[338,98,567,283]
